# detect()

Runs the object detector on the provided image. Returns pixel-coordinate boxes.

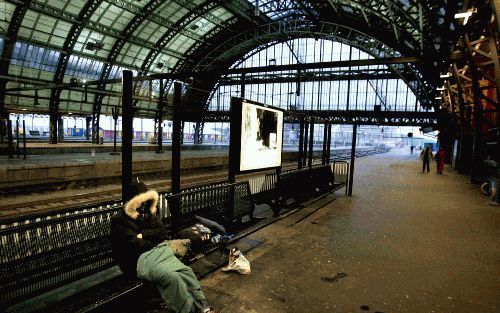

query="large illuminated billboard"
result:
[229,98,284,173]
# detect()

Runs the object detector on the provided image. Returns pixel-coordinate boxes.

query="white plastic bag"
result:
[222,247,251,275]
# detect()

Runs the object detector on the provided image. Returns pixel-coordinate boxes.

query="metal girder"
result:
[107,0,226,29]
[203,109,438,126]
[218,70,400,85]
[178,20,432,121]
[51,0,104,84]
[321,0,462,87]
[191,20,428,103]
[216,0,272,25]
[494,0,500,33]
[1,74,158,101]
[10,0,191,60]
[193,20,400,71]
[226,56,421,74]
[324,0,420,49]
[48,0,104,144]
[0,0,32,119]
[138,1,221,76]
[129,0,228,140]
[92,0,167,143]
[158,19,241,101]
[446,0,499,127]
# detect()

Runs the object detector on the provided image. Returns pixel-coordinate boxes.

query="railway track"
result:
[0,150,381,220]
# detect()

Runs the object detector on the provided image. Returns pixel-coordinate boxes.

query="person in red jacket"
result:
[436,147,447,174]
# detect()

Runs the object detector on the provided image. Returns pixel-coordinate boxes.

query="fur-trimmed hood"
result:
[124,190,159,220]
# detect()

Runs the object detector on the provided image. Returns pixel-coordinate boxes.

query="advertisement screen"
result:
[231,98,284,172]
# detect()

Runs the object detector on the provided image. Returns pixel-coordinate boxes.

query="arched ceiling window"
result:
[208,38,432,113]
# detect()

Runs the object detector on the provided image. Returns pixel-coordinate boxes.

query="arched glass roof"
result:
[209,38,431,113]
[0,0,462,118]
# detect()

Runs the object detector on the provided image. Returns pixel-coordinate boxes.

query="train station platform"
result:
[0,143,314,190]
[193,149,499,313]
[0,144,364,220]
[2,148,498,313]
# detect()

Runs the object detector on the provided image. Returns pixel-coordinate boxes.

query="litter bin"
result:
[489,176,499,203]
[482,176,499,204]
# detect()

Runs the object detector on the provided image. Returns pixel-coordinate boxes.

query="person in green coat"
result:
[111,181,214,313]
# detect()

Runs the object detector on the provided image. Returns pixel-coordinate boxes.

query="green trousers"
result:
[137,243,208,313]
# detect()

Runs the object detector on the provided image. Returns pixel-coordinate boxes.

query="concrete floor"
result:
[200,149,500,313]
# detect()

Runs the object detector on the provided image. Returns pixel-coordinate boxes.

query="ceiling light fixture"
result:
[84,41,104,52]
[440,73,451,78]
[454,12,473,19]
[454,11,474,25]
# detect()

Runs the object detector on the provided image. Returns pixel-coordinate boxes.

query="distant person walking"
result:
[420,145,433,173]
[410,145,414,155]
[435,147,446,174]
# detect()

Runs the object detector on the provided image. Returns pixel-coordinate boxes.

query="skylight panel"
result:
[247,0,304,20]
[0,2,15,34]
[134,21,161,44]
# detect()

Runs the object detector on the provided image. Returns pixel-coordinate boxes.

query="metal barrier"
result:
[0,200,122,231]
[331,161,349,195]
[0,161,351,310]
[0,205,121,307]
[164,181,254,231]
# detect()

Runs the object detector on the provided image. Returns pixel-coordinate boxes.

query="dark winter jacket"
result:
[111,190,168,276]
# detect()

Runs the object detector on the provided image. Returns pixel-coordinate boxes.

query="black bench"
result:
[248,164,348,217]
[0,202,140,313]
[0,181,255,313]
[251,172,279,206]
[167,181,255,233]
[274,164,343,215]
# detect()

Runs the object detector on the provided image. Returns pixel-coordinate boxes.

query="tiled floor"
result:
[200,149,500,313]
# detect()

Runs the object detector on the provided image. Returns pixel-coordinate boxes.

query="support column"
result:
[194,122,203,144]
[326,123,332,163]
[308,118,314,168]
[298,116,304,169]
[7,119,13,159]
[22,119,26,160]
[240,73,246,98]
[157,79,164,153]
[464,34,485,183]
[57,117,64,142]
[111,108,120,155]
[121,70,133,201]
[452,63,467,173]
[322,123,328,165]
[303,120,309,167]
[172,82,182,194]
[346,46,352,111]
[348,124,358,196]
[15,117,20,158]
[49,110,58,144]
[0,117,5,144]
[85,116,92,141]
